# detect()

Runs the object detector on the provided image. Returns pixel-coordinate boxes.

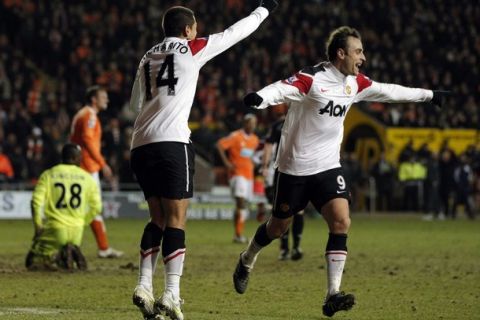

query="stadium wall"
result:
[343,106,478,168]
[0,190,264,220]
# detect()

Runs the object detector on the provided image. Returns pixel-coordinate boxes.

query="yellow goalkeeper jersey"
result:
[31,164,102,229]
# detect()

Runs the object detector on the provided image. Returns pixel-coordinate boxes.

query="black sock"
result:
[326,233,348,252]
[292,214,304,249]
[162,227,186,258]
[140,222,163,253]
[253,222,273,247]
[280,229,289,250]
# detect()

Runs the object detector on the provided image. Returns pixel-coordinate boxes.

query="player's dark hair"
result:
[62,143,81,164]
[85,85,104,104]
[162,6,195,37]
[326,26,361,62]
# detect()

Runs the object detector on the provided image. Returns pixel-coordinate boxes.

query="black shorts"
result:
[131,142,195,199]
[271,167,351,219]
[265,186,275,205]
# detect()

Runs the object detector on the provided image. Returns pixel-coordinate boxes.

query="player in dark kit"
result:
[261,114,305,261]
[129,1,278,320]
[233,26,450,317]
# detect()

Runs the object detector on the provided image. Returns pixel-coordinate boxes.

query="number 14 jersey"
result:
[130,7,269,150]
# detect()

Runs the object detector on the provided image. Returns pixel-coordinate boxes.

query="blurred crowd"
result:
[0,0,479,211]
[342,142,479,219]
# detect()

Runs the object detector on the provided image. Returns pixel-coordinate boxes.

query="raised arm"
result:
[192,1,278,66]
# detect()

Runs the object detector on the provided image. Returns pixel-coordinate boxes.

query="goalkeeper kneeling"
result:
[25,143,102,271]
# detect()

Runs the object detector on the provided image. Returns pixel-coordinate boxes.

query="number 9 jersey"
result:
[129,7,269,150]
[31,164,102,230]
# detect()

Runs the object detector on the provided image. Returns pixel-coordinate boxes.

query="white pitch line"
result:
[0,307,68,315]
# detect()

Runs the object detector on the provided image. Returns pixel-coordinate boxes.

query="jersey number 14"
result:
[144,54,178,99]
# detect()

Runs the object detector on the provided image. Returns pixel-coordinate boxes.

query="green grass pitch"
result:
[0,214,479,319]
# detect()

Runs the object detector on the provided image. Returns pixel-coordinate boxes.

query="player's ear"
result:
[183,24,193,38]
[337,48,346,60]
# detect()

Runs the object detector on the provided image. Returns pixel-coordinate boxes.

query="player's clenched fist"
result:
[431,90,451,109]
[259,0,278,13]
[243,92,264,107]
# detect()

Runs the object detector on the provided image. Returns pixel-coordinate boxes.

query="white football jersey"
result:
[130,7,269,149]
[255,62,433,176]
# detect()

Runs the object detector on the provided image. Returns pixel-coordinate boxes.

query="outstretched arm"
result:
[354,81,433,103]
[244,80,305,109]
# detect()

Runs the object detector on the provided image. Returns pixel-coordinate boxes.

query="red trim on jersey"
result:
[356,73,373,93]
[163,249,186,263]
[188,37,208,56]
[282,72,313,94]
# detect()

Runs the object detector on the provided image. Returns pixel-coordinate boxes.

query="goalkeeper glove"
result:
[244,92,264,107]
[259,0,279,13]
[431,90,451,108]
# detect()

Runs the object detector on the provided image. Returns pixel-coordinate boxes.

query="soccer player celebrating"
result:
[129,1,278,319]
[70,85,124,258]
[217,114,260,244]
[233,26,449,317]
[25,144,101,270]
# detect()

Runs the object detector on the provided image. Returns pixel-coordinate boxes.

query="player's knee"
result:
[332,216,351,233]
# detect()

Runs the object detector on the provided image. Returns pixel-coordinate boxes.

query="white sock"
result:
[325,250,347,297]
[138,247,160,292]
[164,248,186,298]
[241,239,263,270]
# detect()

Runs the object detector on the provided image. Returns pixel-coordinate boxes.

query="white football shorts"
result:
[230,175,254,201]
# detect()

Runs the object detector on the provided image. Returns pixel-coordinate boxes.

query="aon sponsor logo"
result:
[318,101,347,117]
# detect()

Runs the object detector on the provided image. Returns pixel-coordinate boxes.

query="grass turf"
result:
[0,214,479,319]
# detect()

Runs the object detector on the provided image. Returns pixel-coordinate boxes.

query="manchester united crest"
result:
[345,85,352,95]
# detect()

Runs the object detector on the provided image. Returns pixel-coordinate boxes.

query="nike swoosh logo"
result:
[336,190,346,194]
[320,88,328,92]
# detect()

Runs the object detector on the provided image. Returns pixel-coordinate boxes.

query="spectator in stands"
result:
[452,153,476,220]
[370,151,396,211]
[422,151,444,220]
[342,152,366,211]
[398,154,426,212]
[0,145,14,187]
[439,146,457,218]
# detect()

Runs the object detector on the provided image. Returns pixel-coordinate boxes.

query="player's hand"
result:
[261,165,269,177]
[259,0,278,13]
[34,227,44,240]
[244,92,264,108]
[101,164,113,182]
[431,90,451,108]
[226,161,235,171]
